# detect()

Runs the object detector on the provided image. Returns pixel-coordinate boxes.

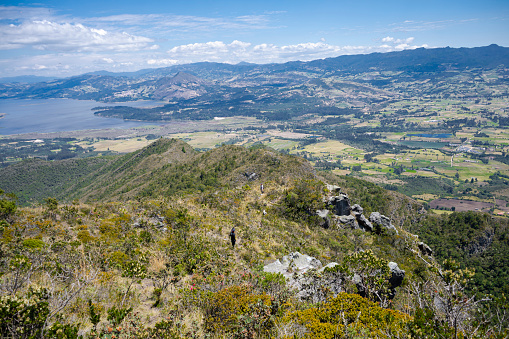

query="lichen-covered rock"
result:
[316,209,330,228]
[351,204,364,217]
[264,252,322,277]
[369,212,398,234]
[388,261,405,299]
[337,215,357,229]
[264,253,406,303]
[388,262,405,289]
[357,214,373,232]
[328,194,351,216]
[264,253,346,302]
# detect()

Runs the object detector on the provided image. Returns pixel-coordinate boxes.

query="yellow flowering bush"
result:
[285,292,410,339]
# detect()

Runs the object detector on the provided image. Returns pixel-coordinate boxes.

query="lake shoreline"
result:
[0,98,165,135]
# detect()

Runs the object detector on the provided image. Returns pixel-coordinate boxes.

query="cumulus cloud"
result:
[165,40,345,64]
[1,37,431,77]
[0,20,157,51]
[147,58,179,66]
[382,36,415,44]
[161,39,426,65]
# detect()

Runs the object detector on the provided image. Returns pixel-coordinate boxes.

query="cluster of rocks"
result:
[317,187,398,235]
[264,252,405,303]
[133,216,167,231]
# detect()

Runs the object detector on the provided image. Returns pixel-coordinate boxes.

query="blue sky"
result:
[0,0,508,77]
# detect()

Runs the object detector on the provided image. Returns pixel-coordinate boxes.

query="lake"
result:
[0,99,163,135]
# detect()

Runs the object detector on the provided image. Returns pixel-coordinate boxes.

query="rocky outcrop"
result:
[388,262,405,288]
[357,214,374,232]
[388,262,405,299]
[264,252,343,302]
[322,187,401,236]
[351,204,373,232]
[337,215,356,229]
[244,171,258,181]
[328,194,351,216]
[264,252,405,303]
[369,212,398,234]
[316,209,330,229]
[264,252,322,276]
[133,216,167,231]
[326,184,341,194]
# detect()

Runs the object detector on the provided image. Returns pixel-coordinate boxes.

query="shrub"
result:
[204,285,271,334]
[22,238,45,249]
[286,292,410,339]
[0,189,17,221]
[282,179,325,224]
[107,305,133,327]
[77,229,94,243]
[338,250,391,304]
[0,286,50,338]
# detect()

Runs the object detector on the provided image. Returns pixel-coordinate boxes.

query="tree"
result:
[0,189,16,221]
[339,250,391,306]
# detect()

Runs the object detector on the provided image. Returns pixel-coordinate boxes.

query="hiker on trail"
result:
[229,227,236,248]
[260,183,264,194]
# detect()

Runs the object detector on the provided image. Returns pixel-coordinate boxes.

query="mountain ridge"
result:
[1,44,507,102]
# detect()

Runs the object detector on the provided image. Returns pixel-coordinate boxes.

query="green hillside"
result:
[0,140,507,338]
[0,138,318,205]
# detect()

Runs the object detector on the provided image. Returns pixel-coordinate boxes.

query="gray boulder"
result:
[328,194,351,216]
[337,215,357,229]
[264,252,322,277]
[351,261,405,300]
[326,184,341,194]
[244,172,258,181]
[388,261,405,299]
[316,209,330,229]
[351,204,364,216]
[350,204,372,231]
[388,262,405,289]
[369,212,398,234]
[356,214,373,232]
[264,253,346,302]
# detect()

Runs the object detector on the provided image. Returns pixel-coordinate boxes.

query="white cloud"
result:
[0,20,157,52]
[382,36,415,44]
[163,40,426,65]
[147,59,179,66]
[0,37,431,77]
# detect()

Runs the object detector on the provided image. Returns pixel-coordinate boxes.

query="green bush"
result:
[22,238,45,249]
[0,286,50,339]
[286,292,410,339]
[204,285,272,334]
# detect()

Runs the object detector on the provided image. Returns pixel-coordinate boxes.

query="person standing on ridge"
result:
[229,227,236,248]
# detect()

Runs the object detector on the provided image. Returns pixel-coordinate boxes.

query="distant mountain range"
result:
[0,75,60,84]
[0,44,507,121]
